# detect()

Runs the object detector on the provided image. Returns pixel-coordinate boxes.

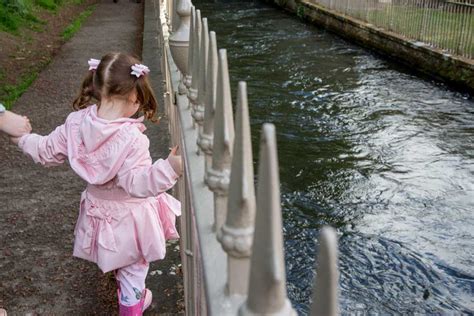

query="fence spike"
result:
[199,31,218,181]
[311,226,339,316]
[219,82,255,295]
[207,49,234,233]
[192,17,209,133]
[238,124,296,316]
[188,9,201,112]
[184,6,194,93]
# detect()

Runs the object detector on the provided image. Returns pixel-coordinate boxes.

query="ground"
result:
[0,0,97,107]
[0,0,184,314]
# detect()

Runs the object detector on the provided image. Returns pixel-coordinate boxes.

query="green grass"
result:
[61,5,93,40]
[0,7,22,32]
[0,2,95,109]
[366,6,474,57]
[0,0,42,33]
[1,72,38,109]
[0,0,68,34]
[34,0,62,11]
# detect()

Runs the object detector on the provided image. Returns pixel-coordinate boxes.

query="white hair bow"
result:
[131,64,150,78]
[88,58,100,71]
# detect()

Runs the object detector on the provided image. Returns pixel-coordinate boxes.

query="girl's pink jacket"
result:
[19,105,181,272]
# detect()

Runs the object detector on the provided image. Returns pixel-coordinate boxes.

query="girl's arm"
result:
[17,124,68,167]
[116,135,180,198]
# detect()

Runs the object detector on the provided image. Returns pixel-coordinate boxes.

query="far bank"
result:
[265,0,474,93]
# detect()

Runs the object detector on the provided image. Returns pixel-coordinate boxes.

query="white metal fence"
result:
[154,0,341,314]
[311,0,474,59]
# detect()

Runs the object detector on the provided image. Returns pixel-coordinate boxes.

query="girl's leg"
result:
[116,259,150,308]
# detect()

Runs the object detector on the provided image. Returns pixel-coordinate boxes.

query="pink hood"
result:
[68,105,147,185]
[80,105,145,153]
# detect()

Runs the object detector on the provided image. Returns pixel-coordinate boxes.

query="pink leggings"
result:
[115,260,149,306]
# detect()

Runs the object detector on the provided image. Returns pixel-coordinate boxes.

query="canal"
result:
[193,0,474,313]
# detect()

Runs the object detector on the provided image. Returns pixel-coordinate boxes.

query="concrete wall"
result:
[266,0,474,92]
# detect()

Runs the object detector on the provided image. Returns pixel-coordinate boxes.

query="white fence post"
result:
[198,31,218,182]
[169,0,191,95]
[172,0,181,32]
[207,49,235,233]
[192,17,209,137]
[239,124,297,316]
[311,227,339,316]
[219,81,255,296]
[188,9,201,113]
[184,6,194,95]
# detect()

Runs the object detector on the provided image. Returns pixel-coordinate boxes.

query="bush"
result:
[0,5,21,31]
[2,0,32,15]
[0,0,45,32]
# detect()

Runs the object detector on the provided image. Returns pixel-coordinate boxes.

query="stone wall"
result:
[267,0,474,92]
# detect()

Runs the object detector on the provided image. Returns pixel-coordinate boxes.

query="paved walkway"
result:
[0,0,182,314]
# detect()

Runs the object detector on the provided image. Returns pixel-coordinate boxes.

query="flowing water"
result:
[193,1,474,313]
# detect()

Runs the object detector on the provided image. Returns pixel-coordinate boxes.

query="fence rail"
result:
[154,0,341,314]
[311,0,474,59]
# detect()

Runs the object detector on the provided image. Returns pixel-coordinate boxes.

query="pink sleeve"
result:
[116,135,179,198]
[19,124,68,167]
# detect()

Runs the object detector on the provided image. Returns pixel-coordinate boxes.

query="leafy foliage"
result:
[0,0,68,33]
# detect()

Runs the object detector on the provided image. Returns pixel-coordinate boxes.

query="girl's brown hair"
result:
[72,53,158,121]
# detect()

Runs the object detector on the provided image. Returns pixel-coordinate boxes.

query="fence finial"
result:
[188,9,201,112]
[219,82,255,296]
[207,49,235,233]
[184,5,194,93]
[169,0,191,95]
[192,17,209,134]
[199,31,218,180]
[238,124,296,316]
[311,226,339,316]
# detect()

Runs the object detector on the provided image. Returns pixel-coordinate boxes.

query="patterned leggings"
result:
[115,259,150,306]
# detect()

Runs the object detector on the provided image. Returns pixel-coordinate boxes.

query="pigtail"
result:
[72,70,96,111]
[136,76,159,123]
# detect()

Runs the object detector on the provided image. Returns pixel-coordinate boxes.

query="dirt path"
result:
[0,0,183,314]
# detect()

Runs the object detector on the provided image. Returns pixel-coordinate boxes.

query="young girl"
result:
[12,52,182,315]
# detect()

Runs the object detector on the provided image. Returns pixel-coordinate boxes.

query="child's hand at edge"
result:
[167,145,183,177]
[0,111,32,137]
